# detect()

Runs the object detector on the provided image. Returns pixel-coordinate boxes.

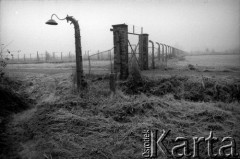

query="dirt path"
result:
[0,80,31,158]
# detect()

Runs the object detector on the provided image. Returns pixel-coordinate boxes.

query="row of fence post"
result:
[4,51,79,63]
[83,51,113,61]
[5,50,116,64]
[148,41,186,69]
[5,49,113,75]
[87,49,113,75]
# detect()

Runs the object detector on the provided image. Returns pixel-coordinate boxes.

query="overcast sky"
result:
[0,0,239,56]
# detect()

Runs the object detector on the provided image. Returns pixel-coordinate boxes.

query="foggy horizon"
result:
[0,0,240,56]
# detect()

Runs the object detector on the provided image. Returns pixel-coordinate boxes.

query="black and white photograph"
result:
[0,0,240,158]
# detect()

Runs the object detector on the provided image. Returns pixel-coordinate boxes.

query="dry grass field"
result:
[1,54,240,159]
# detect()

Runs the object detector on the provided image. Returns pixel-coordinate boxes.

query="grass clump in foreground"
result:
[2,73,240,159]
[0,76,31,159]
[120,75,240,103]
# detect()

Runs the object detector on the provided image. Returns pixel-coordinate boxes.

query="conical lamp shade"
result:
[45,19,58,25]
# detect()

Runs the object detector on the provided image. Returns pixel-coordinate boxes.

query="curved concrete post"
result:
[149,40,155,69]
[66,16,86,90]
[160,43,164,62]
[168,46,171,59]
[156,42,161,61]
[169,46,172,58]
[163,44,168,67]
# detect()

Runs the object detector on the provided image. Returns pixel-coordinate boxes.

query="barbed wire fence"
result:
[148,47,164,69]
[85,48,114,75]
[2,48,114,76]
[1,51,78,64]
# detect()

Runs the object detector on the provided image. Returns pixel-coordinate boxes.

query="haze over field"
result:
[0,0,240,56]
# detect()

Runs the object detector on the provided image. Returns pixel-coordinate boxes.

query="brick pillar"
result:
[139,34,149,70]
[112,24,128,80]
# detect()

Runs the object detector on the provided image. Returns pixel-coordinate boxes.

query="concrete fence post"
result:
[168,47,171,58]
[37,51,39,62]
[163,44,167,68]
[170,47,172,58]
[160,44,164,63]
[88,51,91,75]
[156,42,161,61]
[111,24,129,80]
[149,40,155,69]
[139,34,149,70]
[166,45,169,67]
[168,46,171,59]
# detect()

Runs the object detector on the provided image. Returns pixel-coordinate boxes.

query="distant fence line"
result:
[3,49,115,75]
[86,48,114,75]
[2,50,114,64]
[3,44,185,75]
[3,23,187,77]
